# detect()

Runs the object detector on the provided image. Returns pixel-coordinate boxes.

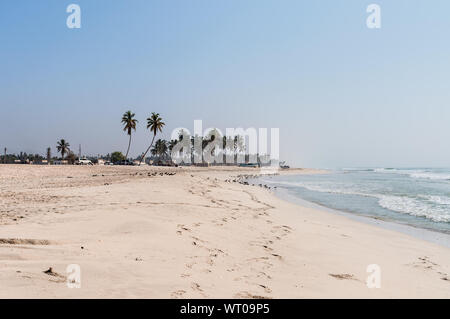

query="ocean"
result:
[256,168,450,234]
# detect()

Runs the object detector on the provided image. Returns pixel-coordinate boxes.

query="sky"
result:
[1,0,450,168]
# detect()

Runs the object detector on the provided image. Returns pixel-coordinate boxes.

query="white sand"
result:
[0,165,449,298]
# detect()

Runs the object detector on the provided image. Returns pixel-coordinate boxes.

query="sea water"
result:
[257,168,450,234]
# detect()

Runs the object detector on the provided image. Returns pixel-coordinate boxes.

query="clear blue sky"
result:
[1,0,450,168]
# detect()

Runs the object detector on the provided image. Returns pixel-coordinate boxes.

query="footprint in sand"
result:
[234,291,271,299]
[329,273,357,281]
[409,256,438,270]
[0,238,54,245]
[191,282,204,293]
[42,267,67,283]
[258,284,272,294]
[171,290,186,298]
[191,236,206,244]
[186,262,196,269]
[271,225,292,237]
[409,256,449,281]
[257,272,272,280]
[177,224,191,232]
[271,253,282,260]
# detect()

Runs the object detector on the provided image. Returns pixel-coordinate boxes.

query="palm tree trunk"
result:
[125,134,132,159]
[139,135,156,166]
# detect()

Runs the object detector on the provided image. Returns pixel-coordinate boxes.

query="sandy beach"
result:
[0,165,449,298]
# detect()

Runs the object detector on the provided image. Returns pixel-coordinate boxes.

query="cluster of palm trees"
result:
[151,139,170,158]
[120,111,246,165]
[146,135,246,164]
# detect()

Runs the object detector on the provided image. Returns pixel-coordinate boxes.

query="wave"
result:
[267,180,450,223]
[408,172,450,181]
[341,168,374,172]
[379,195,450,223]
[421,195,450,206]
[267,180,370,197]
[373,168,450,181]
[373,168,398,173]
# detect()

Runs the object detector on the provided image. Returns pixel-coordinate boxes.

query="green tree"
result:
[66,151,77,165]
[111,151,126,163]
[151,139,168,158]
[121,111,138,159]
[56,139,70,160]
[139,113,165,165]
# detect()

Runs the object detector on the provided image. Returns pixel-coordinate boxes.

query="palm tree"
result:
[121,111,138,160]
[139,112,165,165]
[151,139,168,158]
[46,147,52,164]
[56,139,70,160]
[223,135,234,164]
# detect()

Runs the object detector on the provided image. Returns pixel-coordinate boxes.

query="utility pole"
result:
[78,144,81,160]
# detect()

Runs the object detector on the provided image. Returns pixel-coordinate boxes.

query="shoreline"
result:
[247,170,450,249]
[273,186,450,249]
[0,165,449,298]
